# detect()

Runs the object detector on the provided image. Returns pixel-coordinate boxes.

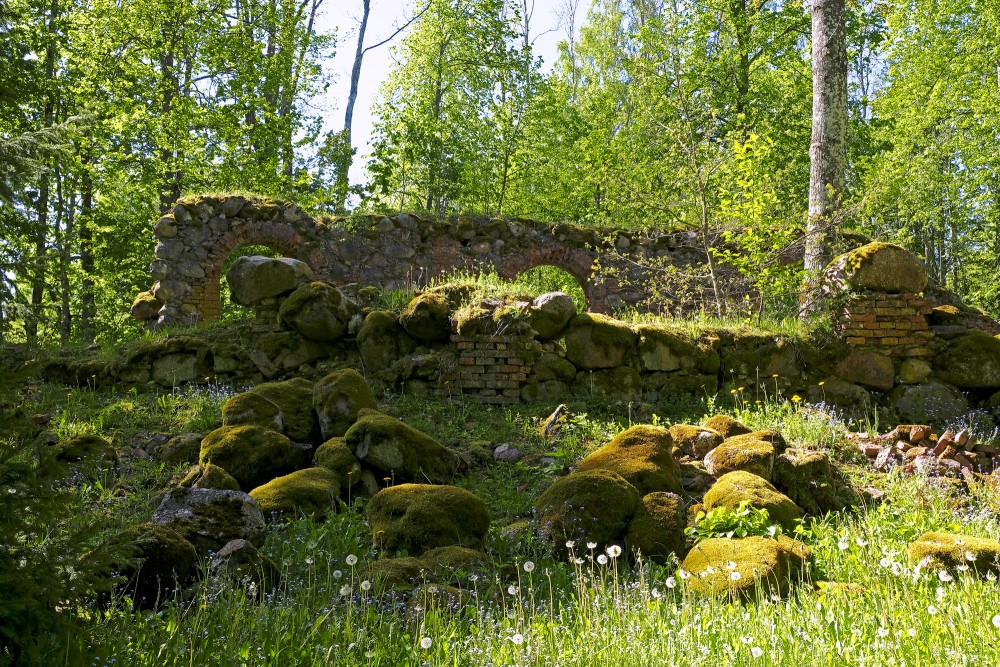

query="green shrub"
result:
[685,500,779,543]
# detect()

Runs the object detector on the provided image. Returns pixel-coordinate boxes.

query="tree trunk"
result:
[801,0,847,318]
[80,148,95,342]
[334,0,371,212]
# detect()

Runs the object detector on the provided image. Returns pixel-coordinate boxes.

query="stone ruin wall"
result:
[139,194,708,328]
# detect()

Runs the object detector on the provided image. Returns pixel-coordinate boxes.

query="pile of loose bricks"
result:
[834,292,936,358]
[857,424,1000,480]
[444,334,532,405]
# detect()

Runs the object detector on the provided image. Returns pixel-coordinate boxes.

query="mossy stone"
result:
[151,487,267,554]
[908,532,1000,576]
[668,424,724,459]
[529,292,576,340]
[346,413,457,483]
[835,350,894,391]
[681,535,811,600]
[419,546,495,585]
[723,429,787,454]
[889,381,969,423]
[564,313,637,370]
[155,433,203,466]
[399,288,461,342]
[824,242,929,294]
[210,539,280,596]
[703,471,803,530]
[226,255,313,306]
[358,310,417,374]
[177,463,241,491]
[130,290,163,321]
[97,523,198,609]
[279,281,354,342]
[575,367,643,399]
[520,379,571,404]
[54,433,118,467]
[626,492,688,564]
[199,425,308,491]
[313,369,378,440]
[314,437,362,480]
[365,484,490,556]
[250,377,317,443]
[704,439,776,480]
[249,467,341,519]
[703,415,751,439]
[772,449,858,516]
[934,330,1000,389]
[577,425,681,495]
[531,352,577,382]
[221,392,284,431]
[536,469,641,551]
[361,556,426,590]
[635,325,720,374]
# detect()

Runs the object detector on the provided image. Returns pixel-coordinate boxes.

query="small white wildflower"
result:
[965,551,977,562]
[677,569,690,580]
[333,570,343,580]
[587,542,597,550]
[730,571,742,581]
[566,540,576,549]
[346,554,358,566]
[508,585,518,595]
[726,561,738,570]
[651,588,662,599]
[927,604,938,615]
[706,566,717,575]
[469,574,479,582]
[360,580,372,591]
[597,554,608,565]
[838,539,850,551]
[957,564,969,572]
[339,584,351,596]
[305,557,314,565]
[741,636,752,644]
[523,561,535,573]
[879,557,891,568]
[426,585,438,594]
[955,538,965,546]
[891,562,904,576]
[938,571,953,583]
[574,557,584,565]
[856,537,868,547]
[877,627,889,638]
[767,525,777,537]
[606,545,622,558]
[987,571,998,582]
[511,633,524,645]
[420,637,432,650]
[992,614,1000,628]
[751,647,763,658]
[908,628,917,638]
[665,576,677,589]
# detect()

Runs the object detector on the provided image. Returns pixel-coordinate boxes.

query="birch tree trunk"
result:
[801,0,847,317]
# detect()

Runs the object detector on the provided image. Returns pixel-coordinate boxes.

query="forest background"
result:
[2,0,999,345]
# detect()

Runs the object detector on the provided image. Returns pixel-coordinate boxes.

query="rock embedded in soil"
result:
[702,470,803,530]
[536,468,641,551]
[576,424,681,495]
[681,535,811,600]
[151,487,267,554]
[313,369,378,440]
[365,483,490,556]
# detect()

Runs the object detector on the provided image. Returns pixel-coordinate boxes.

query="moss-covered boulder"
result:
[313,369,378,440]
[361,556,426,590]
[528,292,577,340]
[210,539,280,596]
[54,433,117,465]
[221,392,284,431]
[419,546,495,586]
[226,255,313,306]
[531,352,577,382]
[96,523,198,609]
[521,379,571,404]
[151,487,267,554]
[536,469,641,550]
[835,350,895,391]
[704,439,776,480]
[358,310,417,374]
[346,413,457,483]
[279,282,355,343]
[130,290,163,322]
[703,415,751,439]
[365,484,490,556]
[249,377,317,443]
[248,331,332,379]
[399,287,464,342]
[824,242,929,294]
[934,330,1000,389]
[199,425,308,491]
[314,437,362,480]
[626,492,688,564]
[703,471,803,530]
[577,425,681,495]
[723,429,787,454]
[249,467,341,519]
[681,535,811,600]
[668,424,724,459]
[177,463,242,491]
[908,532,1000,576]
[635,325,720,374]
[772,449,858,516]
[889,381,969,423]
[564,313,637,370]
[155,433,203,466]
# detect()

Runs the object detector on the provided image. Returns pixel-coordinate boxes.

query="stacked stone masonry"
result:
[446,335,531,405]
[836,292,937,358]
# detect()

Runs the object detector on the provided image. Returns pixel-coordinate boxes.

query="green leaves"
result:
[685,500,780,542]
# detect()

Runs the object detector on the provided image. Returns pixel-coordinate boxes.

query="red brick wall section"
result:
[444,334,531,405]
[835,292,936,357]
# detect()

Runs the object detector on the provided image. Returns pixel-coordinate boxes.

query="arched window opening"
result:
[511,265,587,311]
[219,245,281,321]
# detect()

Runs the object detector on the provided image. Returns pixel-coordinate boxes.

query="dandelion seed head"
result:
[346,554,358,566]
[420,637,432,650]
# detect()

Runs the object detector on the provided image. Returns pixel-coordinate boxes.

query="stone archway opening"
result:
[218,245,282,321]
[510,264,588,311]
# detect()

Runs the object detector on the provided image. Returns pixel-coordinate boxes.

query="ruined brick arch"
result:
[140,194,697,327]
[192,226,320,321]
[497,247,603,312]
